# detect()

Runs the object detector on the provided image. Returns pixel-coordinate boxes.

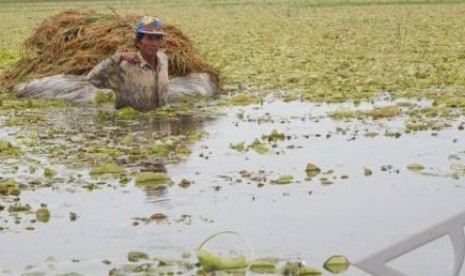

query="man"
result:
[13,16,216,107]
[87,16,169,112]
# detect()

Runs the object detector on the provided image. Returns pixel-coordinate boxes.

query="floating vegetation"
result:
[282,261,321,276]
[127,251,149,262]
[178,179,192,189]
[8,203,31,213]
[271,175,294,185]
[150,213,167,221]
[407,163,426,172]
[135,172,171,187]
[0,138,20,155]
[197,249,248,272]
[249,139,269,154]
[305,163,321,178]
[364,106,399,120]
[43,168,56,179]
[249,258,278,274]
[35,204,51,223]
[219,93,262,106]
[90,162,126,178]
[323,255,350,274]
[230,142,246,152]
[69,212,78,221]
[262,129,285,142]
[363,167,373,176]
[0,178,19,196]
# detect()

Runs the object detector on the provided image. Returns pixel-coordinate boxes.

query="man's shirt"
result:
[87,51,169,112]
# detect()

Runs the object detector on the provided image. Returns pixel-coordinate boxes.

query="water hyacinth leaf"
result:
[197,249,247,272]
[230,142,246,152]
[298,266,322,275]
[114,107,143,118]
[363,167,373,176]
[35,205,51,223]
[43,167,56,179]
[0,138,20,155]
[8,203,31,213]
[0,178,16,196]
[365,106,399,119]
[135,172,171,187]
[175,144,191,155]
[249,258,277,274]
[271,175,294,184]
[0,139,12,151]
[127,251,149,262]
[249,139,269,154]
[150,142,174,156]
[323,255,350,274]
[132,263,154,273]
[153,264,175,275]
[90,162,126,178]
[150,213,167,221]
[283,262,321,275]
[262,129,285,142]
[407,163,425,172]
[227,93,261,106]
[306,163,321,177]
[154,256,175,266]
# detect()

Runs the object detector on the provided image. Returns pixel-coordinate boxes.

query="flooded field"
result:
[2,0,465,275]
[1,96,464,275]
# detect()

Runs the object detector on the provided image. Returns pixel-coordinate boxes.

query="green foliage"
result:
[135,172,171,187]
[323,255,350,274]
[197,249,247,272]
[0,138,20,155]
[90,162,126,178]
[127,251,149,262]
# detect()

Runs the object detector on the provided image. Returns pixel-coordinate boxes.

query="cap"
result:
[134,16,165,35]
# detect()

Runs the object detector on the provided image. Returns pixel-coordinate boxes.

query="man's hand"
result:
[119,52,140,64]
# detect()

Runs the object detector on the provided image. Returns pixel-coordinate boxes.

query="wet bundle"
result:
[1,9,220,90]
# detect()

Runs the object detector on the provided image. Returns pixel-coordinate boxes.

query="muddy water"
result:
[1,99,465,275]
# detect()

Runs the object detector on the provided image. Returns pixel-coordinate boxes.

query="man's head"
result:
[134,16,166,59]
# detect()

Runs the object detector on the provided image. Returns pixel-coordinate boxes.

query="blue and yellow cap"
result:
[134,16,165,35]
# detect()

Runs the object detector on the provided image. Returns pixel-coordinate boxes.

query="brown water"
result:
[1,98,465,275]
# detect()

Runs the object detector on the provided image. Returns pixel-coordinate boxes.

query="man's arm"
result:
[87,54,123,90]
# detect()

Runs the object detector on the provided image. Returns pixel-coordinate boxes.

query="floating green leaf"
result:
[250,139,269,154]
[197,249,247,272]
[230,142,246,152]
[35,204,51,223]
[0,138,20,155]
[407,163,425,172]
[323,255,350,274]
[128,251,149,262]
[0,178,17,196]
[8,203,31,213]
[271,175,294,184]
[90,163,126,178]
[306,163,321,178]
[283,262,321,275]
[135,172,170,187]
[43,167,56,179]
[249,258,277,274]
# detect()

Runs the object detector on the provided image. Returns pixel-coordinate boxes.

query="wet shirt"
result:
[87,51,169,112]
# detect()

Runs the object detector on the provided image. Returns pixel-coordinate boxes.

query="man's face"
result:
[138,34,164,58]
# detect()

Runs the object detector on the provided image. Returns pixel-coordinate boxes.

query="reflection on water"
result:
[0,100,465,275]
[113,114,209,137]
